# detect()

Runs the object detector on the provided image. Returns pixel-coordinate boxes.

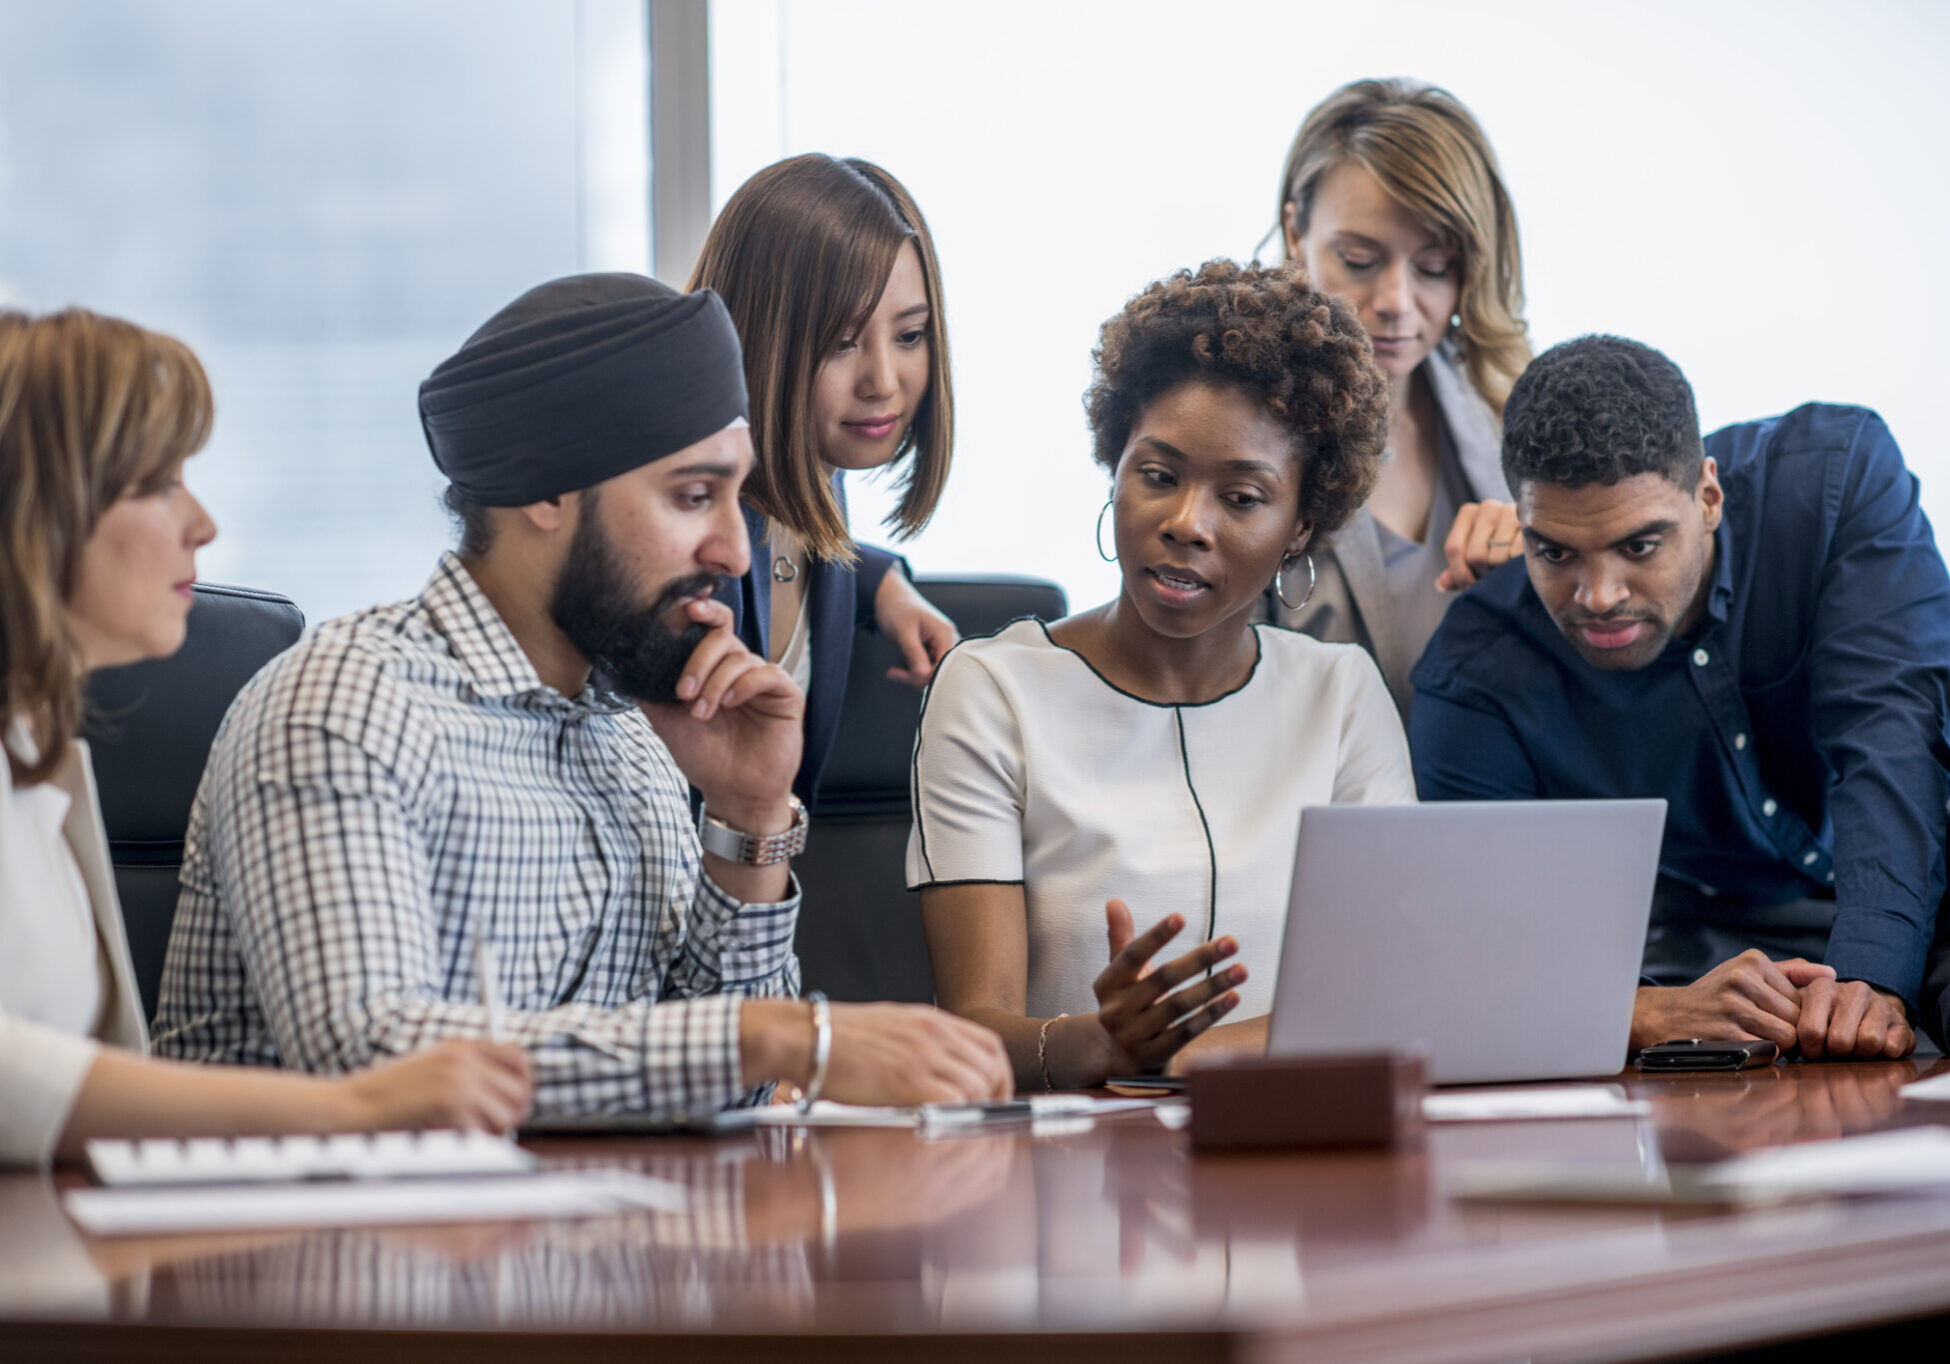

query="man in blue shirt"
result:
[1411,336,1950,1061]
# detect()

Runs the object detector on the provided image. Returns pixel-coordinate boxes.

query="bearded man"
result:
[1410,335,1950,1062]
[153,274,1009,1116]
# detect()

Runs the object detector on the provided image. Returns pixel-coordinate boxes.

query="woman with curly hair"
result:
[1270,78,1532,714]
[908,262,1415,1090]
[0,307,532,1165]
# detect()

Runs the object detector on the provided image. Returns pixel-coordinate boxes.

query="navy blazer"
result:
[714,501,903,805]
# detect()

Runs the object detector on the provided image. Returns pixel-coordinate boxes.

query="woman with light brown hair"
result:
[1268,78,1533,714]
[690,153,959,803]
[0,307,532,1166]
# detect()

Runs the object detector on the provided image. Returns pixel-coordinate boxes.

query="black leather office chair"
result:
[795,574,1067,1002]
[82,582,305,1020]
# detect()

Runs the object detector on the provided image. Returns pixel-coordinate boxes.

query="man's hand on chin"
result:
[638,596,805,823]
[1629,949,1834,1054]
[1794,977,1915,1060]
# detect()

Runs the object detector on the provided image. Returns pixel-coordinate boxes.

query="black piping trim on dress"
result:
[907,878,1028,891]
[1034,620,1265,709]
[1175,708,1219,946]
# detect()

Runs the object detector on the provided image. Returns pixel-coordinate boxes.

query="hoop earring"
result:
[1095,499,1117,563]
[1274,552,1315,613]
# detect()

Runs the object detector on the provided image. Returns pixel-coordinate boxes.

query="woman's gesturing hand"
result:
[1093,900,1244,1074]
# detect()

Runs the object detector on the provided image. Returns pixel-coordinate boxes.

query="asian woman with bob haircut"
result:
[0,308,532,1166]
[911,262,1416,1092]
[689,153,959,804]
[1269,78,1534,714]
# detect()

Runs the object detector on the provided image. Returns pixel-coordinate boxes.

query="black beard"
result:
[548,500,721,705]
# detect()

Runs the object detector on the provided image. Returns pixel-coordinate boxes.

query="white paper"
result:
[1899,1071,1950,1102]
[64,1170,686,1238]
[1423,1085,1648,1122]
[748,1101,919,1128]
[1700,1127,1950,1197]
[749,1096,1164,1130]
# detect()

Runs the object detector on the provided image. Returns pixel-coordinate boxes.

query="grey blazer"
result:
[1271,341,1508,716]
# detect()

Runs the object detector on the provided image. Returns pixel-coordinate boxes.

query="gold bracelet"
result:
[1037,1013,1070,1092]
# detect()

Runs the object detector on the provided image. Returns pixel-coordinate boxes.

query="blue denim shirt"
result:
[1410,404,1950,1004]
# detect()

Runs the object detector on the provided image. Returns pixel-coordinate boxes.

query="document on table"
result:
[1451,1127,1950,1207]
[749,1096,1163,1129]
[1899,1070,1950,1102]
[65,1169,688,1238]
[1423,1085,1648,1122]
[1698,1127,1950,1198]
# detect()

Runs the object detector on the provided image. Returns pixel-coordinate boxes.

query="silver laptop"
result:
[1267,800,1666,1085]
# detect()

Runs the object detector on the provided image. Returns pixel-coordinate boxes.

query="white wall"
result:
[711,0,1950,611]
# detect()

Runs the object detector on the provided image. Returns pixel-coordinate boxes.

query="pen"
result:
[474,940,507,1043]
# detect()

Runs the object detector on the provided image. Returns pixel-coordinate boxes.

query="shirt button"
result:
[1827,871,1836,883]
[1803,851,1819,866]
[1734,733,1748,750]
[1693,648,1710,667]
[1762,799,1778,816]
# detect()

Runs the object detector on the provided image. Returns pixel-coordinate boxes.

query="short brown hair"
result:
[0,308,213,785]
[1085,260,1387,543]
[689,154,953,563]
[1277,78,1531,415]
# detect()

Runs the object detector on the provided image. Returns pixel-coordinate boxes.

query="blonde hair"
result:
[689,154,953,563]
[1276,78,1530,415]
[0,308,213,785]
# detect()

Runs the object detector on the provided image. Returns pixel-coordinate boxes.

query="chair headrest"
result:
[84,582,304,850]
[815,575,1066,817]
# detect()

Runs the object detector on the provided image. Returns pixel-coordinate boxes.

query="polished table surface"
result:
[9,1060,1950,1362]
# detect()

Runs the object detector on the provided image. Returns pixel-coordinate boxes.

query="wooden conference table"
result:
[8,1060,1950,1362]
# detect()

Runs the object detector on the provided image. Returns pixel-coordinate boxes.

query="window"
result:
[0,0,649,622]
[710,0,1950,609]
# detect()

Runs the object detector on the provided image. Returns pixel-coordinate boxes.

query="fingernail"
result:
[693,700,709,718]
[678,676,697,699]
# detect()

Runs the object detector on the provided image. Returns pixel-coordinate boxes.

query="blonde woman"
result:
[0,308,532,1166]
[1269,78,1533,713]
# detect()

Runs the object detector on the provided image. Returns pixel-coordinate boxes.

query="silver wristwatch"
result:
[697,796,809,865]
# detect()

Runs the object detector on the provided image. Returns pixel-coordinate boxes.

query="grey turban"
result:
[419,272,749,506]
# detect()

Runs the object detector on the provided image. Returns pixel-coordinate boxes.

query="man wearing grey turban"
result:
[155,274,1011,1118]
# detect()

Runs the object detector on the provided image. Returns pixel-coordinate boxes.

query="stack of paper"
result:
[1423,1086,1648,1123]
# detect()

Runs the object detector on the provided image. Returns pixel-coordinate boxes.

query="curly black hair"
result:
[1084,260,1387,540]
[1501,335,1703,492]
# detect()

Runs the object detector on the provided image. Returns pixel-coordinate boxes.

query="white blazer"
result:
[0,737,147,1165]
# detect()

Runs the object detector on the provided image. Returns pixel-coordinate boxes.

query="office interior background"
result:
[2,0,1945,623]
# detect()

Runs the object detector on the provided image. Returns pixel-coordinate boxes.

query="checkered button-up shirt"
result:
[152,554,800,1117]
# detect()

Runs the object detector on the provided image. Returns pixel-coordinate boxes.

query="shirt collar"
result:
[419,552,629,713]
[1703,501,1737,627]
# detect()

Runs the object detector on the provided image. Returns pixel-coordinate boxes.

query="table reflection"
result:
[30,1064,1950,1337]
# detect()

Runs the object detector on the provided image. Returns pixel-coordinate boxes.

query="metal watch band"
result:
[697,795,808,866]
